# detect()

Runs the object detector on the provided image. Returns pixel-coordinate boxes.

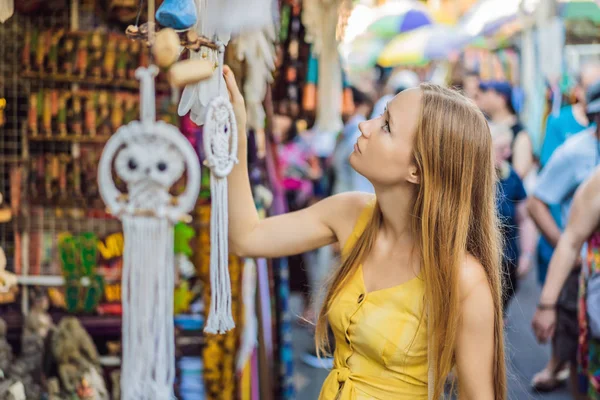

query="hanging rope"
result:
[203,40,239,334]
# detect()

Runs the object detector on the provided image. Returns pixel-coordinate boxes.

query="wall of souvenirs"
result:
[0,1,283,399]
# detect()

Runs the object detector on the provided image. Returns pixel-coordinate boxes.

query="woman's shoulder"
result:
[319,192,375,248]
[458,254,491,301]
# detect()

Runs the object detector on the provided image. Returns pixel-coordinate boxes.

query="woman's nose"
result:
[358,121,371,138]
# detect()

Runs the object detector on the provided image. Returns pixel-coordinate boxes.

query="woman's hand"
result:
[532,308,557,343]
[223,65,247,132]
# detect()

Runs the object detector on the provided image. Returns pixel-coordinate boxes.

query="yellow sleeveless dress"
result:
[319,199,429,400]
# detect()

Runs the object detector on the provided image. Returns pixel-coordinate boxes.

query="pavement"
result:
[290,269,573,399]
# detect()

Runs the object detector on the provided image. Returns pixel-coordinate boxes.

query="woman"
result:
[224,66,505,399]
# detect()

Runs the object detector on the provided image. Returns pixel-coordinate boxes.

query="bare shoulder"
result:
[458,254,495,324]
[317,191,375,243]
[458,254,492,302]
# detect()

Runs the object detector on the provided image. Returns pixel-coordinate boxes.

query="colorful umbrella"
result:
[378,25,473,67]
[367,8,433,38]
[344,34,387,72]
[560,1,600,24]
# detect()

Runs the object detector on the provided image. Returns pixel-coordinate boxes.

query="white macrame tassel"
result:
[203,42,238,334]
[121,217,175,400]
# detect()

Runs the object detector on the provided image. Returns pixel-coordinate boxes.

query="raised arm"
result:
[533,168,600,342]
[223,66,370,259]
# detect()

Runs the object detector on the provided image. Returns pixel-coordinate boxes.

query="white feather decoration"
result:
[235,24,277,131]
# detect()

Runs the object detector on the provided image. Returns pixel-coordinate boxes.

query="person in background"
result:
[462,70,481,101]
[477,80,533,178]
[492,124,527,313]
[273,114,322,323]
[532,166,600,400]
[528,79,600,396]
[537,62,600,286]
[332,87,374,195]
[370,70,420,119]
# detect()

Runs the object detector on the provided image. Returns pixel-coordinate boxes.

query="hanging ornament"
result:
[178,0,274,125]
[0,0,14,23]
[98,66,201,399]
[155,0,198,30]
[202,43,239,334]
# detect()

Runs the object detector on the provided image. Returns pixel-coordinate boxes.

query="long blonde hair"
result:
[315,83,506,399]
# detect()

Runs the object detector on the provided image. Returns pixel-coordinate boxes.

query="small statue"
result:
[69,94,83,136]
[61,37,76,75]
[48,29,64,75]
[0,318,13,375]
[57,92,69,136]
[89,32,103,78]
[75,36,89,79]
[115,38,129,80]
[111,93,124,131]
[35,29,49,73]
[103,35,118,79]
[27,93,38,135]
[0,247,17,304]
[21,28,31,72]
[42,90,52,136]
[97,91,111,136]
[84,94,97,137]
[51,317,107,399]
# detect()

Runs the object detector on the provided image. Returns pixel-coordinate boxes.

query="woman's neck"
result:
[374,184,417,243]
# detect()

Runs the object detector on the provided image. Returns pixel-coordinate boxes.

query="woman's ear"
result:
[407,164,420,185]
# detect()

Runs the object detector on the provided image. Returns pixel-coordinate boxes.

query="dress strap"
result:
[341,197,376,258]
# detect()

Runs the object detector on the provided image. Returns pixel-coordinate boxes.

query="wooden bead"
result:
[168,59,214,87]
[152,28,181,68]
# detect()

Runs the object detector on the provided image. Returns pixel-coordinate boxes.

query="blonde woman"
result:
[224,66,505,399]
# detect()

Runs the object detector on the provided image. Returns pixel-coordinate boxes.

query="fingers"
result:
[223,65,243,103]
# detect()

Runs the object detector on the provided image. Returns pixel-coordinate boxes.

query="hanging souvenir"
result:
[301,0,353,133]
[98,66,201,399]
[155,0,197,30]
[234,23,277,134]
[0,0,14,24]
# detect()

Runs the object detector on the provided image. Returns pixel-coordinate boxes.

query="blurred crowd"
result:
[272,61,600,399]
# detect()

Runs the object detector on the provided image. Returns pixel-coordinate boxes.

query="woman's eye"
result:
[382,121,390,132]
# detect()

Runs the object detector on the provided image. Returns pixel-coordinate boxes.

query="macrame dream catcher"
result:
[98,66,200,399]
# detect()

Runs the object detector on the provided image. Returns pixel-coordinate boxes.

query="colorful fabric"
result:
[320,198,428,400]
[580,232,600,398]
[277,136,318,204]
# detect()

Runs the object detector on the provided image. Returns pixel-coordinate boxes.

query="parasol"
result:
[366,5,433,38]
[344,34,387,72]
[377,25,473,67]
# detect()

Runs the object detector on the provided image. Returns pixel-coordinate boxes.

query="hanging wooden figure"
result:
[98,65,200,400]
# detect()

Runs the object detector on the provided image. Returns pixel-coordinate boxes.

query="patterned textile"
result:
[579,232,600,398]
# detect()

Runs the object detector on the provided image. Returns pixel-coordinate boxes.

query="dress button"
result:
[357,293,365,303]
